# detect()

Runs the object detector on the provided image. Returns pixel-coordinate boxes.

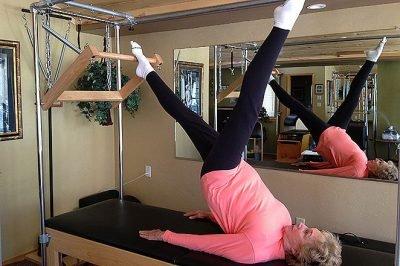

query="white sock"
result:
[269,74,275,83]
[273,0,305,31]
[366,37,387,62]
[131,41,154,79]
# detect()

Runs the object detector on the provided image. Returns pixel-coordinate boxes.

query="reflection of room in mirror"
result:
[207,32,400,180]
[177,61,203,116]
[0,53,10,134]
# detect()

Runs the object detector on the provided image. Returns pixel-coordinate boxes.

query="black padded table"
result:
[46,199,395,266]
[46,199,287,266]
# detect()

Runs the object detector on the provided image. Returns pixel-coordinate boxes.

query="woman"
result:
[133,0,341,264]
[268,38,398,180]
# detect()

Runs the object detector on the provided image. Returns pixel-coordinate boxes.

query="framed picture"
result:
[175,61,203,116]
[315,84,324,95]
[0,40,21,141]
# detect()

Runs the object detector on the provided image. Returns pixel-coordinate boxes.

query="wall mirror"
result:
[174,29,400,181]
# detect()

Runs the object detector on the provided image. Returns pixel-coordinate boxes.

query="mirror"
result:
[174,29,400,181]
[174,46,211,160]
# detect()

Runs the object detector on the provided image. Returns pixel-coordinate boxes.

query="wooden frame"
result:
[46,228,172,266]
[41,45,162,110]
[0,39,22,141]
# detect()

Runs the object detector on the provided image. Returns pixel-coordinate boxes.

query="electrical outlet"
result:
[145,165,152,178]
[295,217,306,225]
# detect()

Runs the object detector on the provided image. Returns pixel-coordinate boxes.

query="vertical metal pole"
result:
[243,49,249,160]
[115,24,124,200]
[364,81,369,154]
[32,8,48,266]
[373,74,378,158]
[396,144,400,266]
[213,46,218,131]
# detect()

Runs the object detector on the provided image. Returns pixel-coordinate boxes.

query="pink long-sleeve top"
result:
[301,126,368,178]
[162,160,292,264]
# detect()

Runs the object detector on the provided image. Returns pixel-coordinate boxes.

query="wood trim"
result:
[112,76,144,108]
[217,76,243,103]
[46,228,172,265]
[58,91,123,102]
[42,46,96,110]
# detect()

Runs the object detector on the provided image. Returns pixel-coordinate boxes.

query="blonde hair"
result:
[371,160,398,181]
[285,231,342,266]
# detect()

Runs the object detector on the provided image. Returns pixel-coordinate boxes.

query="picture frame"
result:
[0,39,22,141]
[175,61,203,116]
[315,84,324,95]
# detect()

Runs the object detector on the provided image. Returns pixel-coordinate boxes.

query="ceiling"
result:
[55,0,400,35]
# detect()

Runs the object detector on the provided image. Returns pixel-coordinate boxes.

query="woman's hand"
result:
[184,210,212,220]
[139,229,165,241]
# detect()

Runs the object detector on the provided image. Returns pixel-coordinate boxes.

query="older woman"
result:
[268,38,398,180]
[133,0,341,264]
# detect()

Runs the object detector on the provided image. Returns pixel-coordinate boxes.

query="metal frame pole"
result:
[65,1,135,22]
[32,7,49,266]
[42,23,81,54]
[33,0,70,9]
[396,144,400,266]
[47,7,118,25]
[115,24,124,200]
[213,46,218,131]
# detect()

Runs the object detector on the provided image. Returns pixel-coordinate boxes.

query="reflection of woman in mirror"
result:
[269,38,398,181]
[130,0,342,265]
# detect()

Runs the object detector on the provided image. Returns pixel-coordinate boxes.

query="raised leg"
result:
[328,38,386,129]
[202,0,305,175]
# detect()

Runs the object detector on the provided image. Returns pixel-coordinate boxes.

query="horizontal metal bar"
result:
[32,0,70,9]
[128,0,281,25]
[22,8,72,21]
[47,7,117,24]
[42,23,82,54]
[65,1,135,23]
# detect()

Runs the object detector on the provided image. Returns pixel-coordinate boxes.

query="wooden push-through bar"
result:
[41,45,163,110]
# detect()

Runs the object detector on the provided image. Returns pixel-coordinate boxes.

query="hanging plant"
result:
[76,61,141,126]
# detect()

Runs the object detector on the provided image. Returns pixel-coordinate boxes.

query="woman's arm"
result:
[304,161,333,169]
[139,229,254,264]
[300,165,357,177]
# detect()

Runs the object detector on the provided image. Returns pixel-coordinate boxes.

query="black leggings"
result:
[269,60,375,142]
[146,27,289,176]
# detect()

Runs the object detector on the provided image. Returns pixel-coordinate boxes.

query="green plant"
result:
[76,61,141,126]
[259,107,270,123]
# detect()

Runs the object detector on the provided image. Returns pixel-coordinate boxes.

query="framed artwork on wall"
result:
[0,40,22,141]
[175,61,203,116]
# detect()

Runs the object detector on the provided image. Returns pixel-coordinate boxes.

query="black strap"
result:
[77,24,81,50]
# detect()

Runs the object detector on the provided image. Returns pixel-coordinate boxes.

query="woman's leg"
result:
[132,43,218,160]
[201,0,305,175]
[328,38,387,129]
[269,79,328,142]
